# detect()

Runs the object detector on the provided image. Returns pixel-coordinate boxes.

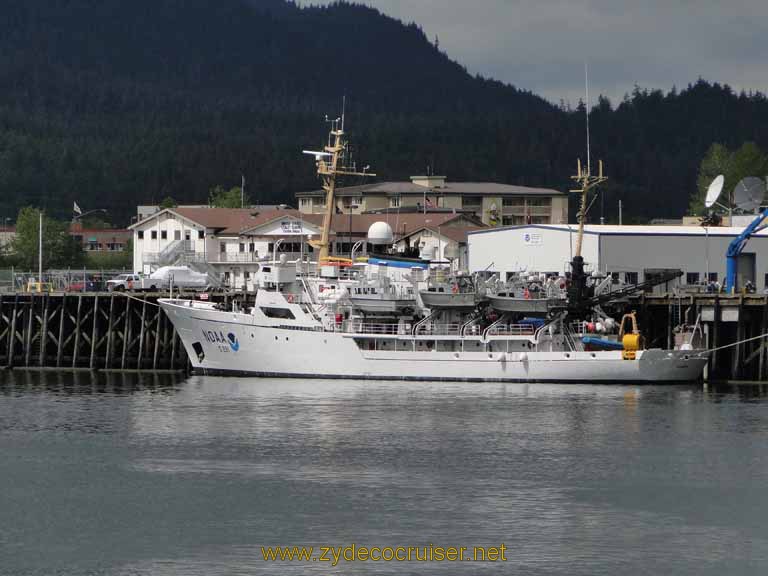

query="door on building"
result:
[736,252,756,291]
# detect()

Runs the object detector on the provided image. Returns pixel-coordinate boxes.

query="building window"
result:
[244,271,250,280]
[138,231,144,239]
[624,272,639,284]
[686,272,700,285]
[198,230,204,239]
[239,243,245,253]
[151,230,157,240]
[502,216,525,226]
[299,198,311,209]
[527,197,552,207]
[161,230,167,240]
[174,230,181,241]
[220,242,226,253]
[389,196,401,208]
[342,196,362,208]
[610,272,620,283]
[315,197,326,207]
[708,272,718,282]
[502,197,525,207]
[463,197,482,208]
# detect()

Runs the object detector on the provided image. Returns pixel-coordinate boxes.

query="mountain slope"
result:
[0,0,766,224]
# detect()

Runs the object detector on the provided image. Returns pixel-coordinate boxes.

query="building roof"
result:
[296,181,564,197]
[468,223,768,238]
[243,210,482,237]
[131,206,481,238]
[130,206,296,234]
[398,226,486,244]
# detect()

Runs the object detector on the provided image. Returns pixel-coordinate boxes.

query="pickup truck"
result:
[107,267,211,292]
[106,274,146,292]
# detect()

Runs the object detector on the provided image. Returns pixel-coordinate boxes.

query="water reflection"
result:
[1,372,768,575]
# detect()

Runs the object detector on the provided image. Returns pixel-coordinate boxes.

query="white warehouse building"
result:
[468,224,768,290]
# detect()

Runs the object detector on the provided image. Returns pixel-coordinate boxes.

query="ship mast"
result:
[305,117,375,261]
[567,157,607,316]
[570,157,607,258]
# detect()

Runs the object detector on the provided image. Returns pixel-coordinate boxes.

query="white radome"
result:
[367,221,394,245]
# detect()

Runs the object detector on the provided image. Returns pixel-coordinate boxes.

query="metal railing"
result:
[485,324,536,336]
[342,322,412,335]
[209,252,261,263]
[415,323,463,336]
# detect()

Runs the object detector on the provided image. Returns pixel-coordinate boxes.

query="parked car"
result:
[66,280,100,292]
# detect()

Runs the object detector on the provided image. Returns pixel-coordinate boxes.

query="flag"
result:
[73,202,82,215]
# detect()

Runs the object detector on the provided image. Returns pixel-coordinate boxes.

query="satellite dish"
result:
[733,177,766,212]
[704,174,725,208]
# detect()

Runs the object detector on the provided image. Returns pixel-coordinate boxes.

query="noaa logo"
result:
[524,233,531,242]
[227,332,240,352]
[201,329,239,352]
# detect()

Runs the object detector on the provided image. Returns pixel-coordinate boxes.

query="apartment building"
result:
[296,175,568,226]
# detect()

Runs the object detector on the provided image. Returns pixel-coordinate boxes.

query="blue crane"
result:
[725,208,768,292]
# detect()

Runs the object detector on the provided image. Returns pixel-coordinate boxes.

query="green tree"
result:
[208,185,247,208]
[11,207,85,270]
[690,142,768,215]
[159,196,178,209]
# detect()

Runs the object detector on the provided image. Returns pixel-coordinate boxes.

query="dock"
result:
[0,292,192,371]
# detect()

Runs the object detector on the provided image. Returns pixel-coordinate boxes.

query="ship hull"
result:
[161,300,708,384]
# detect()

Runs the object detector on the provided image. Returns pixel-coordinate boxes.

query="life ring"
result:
[523,288,531,299]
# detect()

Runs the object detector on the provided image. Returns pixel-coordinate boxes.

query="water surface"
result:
[1,370,767,575]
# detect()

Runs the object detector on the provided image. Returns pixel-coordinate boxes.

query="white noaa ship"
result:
[159,123,708,383]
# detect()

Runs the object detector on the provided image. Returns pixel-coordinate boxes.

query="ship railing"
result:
[569,321,589,335]
[342,322,411,335]
[414,323,463,336]
[485,324,536,337]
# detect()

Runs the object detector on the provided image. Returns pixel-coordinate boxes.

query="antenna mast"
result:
[585,63,591,177]
[304,102,375,262]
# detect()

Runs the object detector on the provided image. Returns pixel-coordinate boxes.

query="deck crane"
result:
[702,175,767,293]
[722,177,767,293]
[725,208,768,293]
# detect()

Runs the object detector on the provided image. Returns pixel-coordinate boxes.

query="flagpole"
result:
[241,174,245,208]
[38,211,43,291]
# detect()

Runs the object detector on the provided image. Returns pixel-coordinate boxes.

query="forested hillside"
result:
[1,0,767,224]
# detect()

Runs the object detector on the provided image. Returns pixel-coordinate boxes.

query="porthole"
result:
[565,353,570,358]
[591,353,596,358]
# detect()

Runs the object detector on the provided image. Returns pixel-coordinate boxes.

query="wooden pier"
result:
[637,293,768,382]
[0,292,189,371]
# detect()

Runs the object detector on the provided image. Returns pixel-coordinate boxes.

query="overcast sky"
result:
[310,0,768,106]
